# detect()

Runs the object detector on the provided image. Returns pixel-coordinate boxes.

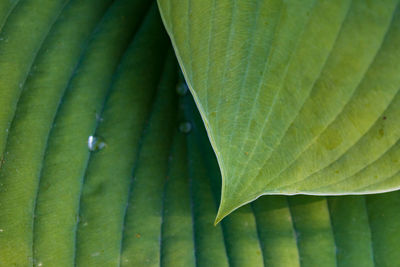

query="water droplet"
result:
[91,252,100,257]
[88,136,106,152]
[179,122,192,134]
[37,262,43,267]
[0,229,3,232]
[176,83,188,96]
[95,113,103,122]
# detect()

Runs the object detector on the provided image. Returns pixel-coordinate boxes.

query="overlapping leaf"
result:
[0,0,400,266]
[158,0,400,221]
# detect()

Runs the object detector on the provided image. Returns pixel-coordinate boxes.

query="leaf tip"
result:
[214,209,227,226]
[214,196,241,225]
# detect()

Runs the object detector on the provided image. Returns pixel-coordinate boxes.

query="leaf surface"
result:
[158,0,400,221]
[0,1,400,266]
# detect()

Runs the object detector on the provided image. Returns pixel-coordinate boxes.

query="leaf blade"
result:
[158,0,400,220]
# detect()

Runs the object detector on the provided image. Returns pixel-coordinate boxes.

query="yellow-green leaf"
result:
[158,0,400,221]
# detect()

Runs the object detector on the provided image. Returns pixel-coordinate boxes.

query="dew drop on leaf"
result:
[88,135,106,152]
[176,82,188,96]
[179,122,192,134]
[91,252,100,257]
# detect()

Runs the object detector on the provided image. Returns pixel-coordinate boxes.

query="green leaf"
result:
[158,0,400,221]
[186,96,400,267]
[1,0,400,266]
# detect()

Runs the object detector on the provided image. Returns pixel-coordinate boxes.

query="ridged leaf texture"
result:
[158,0,400,221]
[0,0,399,266]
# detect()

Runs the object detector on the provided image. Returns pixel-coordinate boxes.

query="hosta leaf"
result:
[0,1,400,266]
[158,0,400,221]
[185,97,400,267]
[0,0,161,264]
